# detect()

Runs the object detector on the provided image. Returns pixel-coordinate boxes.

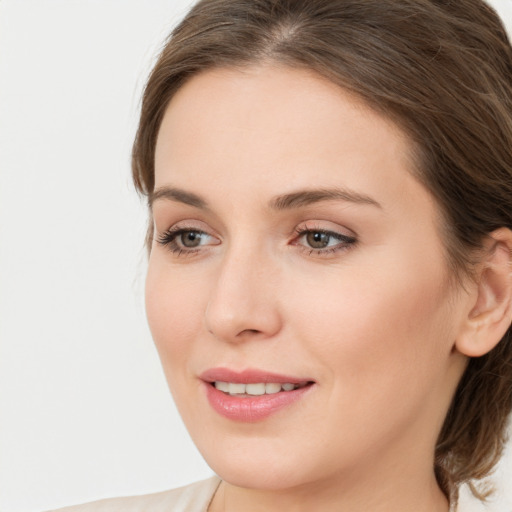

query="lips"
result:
[200,367,312,384]
[200,368,315,422]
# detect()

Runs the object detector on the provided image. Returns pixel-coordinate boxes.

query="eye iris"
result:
[306,231,330,249]
[181,231,202,248]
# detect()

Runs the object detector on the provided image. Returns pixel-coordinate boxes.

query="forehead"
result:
[156,64,411,162]
[154,64,430,217]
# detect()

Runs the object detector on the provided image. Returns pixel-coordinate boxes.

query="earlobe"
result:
[455,228,512,358]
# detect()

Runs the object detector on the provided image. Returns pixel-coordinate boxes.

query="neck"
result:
[210,471,450,512]
[208,437,451,512]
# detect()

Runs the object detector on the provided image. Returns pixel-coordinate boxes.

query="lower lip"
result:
[204,382,314,422]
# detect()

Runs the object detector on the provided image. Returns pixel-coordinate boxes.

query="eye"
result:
[293,225,357,256]
[305,231,336,249]
[157,226,219,254]
[179,230,206,248]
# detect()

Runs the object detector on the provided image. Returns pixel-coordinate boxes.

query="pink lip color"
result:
[200,368,314,422]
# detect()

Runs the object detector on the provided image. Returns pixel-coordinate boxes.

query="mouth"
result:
[200,368,315,422]
[211,381,311,396]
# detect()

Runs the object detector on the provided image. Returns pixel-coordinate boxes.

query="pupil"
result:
[181,231,201,247]
[307,231,329,248]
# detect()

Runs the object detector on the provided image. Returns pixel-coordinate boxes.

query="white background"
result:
[1,1,511,511]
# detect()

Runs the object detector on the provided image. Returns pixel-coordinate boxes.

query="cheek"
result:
[288,250,454,412]
[145,256,207,370]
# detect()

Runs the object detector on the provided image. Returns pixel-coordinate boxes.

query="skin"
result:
[146,64,479,512]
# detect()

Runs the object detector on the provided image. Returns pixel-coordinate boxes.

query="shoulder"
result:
[47,476,221,512]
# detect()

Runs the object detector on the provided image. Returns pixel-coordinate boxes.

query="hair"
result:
[132,0,512,503]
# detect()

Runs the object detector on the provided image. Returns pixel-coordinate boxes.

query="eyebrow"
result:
[269,187,382,210]
[149,186,382,210]
[149,187,209,210]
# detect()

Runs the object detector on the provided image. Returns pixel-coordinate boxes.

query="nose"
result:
[204,244,282,343]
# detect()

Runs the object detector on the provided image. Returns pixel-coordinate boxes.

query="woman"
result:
[53,0,512,511]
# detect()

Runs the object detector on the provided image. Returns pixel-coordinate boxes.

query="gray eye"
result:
[180,231,203,248]
[306,231,331,249]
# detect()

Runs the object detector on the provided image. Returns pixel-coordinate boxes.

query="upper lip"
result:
[200,367,314,384]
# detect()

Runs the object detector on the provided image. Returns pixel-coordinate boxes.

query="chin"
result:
[194,432,336,491]
[208,457,308,490]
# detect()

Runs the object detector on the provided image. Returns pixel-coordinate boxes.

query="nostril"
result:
[236,328,264,338]
[204,292,282,342]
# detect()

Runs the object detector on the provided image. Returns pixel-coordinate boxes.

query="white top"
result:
[48,476,484,512]
[48,476,221,512]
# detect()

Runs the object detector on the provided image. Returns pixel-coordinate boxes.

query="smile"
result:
[201,368,315,422]
[213,381,308,396]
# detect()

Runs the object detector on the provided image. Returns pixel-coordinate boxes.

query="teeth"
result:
[246,383,266,395]
[215,381,229,393]
[265,382,281,394]
[214,381,303,395]
[228,383,246,395]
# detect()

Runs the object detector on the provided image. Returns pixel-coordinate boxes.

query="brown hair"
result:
[132,0,512,502]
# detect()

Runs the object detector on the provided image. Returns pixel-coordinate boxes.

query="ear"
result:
[455,228,512,358]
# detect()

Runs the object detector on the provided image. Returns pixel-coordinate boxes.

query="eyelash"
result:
[156,226,211,256]
[292,225,357,256]
[156,225,357,258]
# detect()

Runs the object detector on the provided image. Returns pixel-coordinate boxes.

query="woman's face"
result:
[147,65,469,491]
